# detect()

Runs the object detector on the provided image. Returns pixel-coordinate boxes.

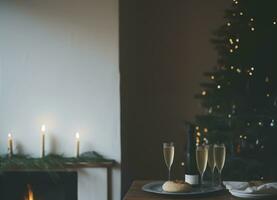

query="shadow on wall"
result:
[120,0,231,196]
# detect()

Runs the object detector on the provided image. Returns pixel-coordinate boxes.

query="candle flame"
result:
[76,132,80,139]
[41,125,46,132]
[8,133,12,139]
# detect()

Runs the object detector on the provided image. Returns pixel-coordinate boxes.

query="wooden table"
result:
[124,181,237,200]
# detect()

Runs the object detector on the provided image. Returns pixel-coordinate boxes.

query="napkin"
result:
[223,181,277,194]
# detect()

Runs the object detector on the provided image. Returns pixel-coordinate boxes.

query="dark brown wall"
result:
[120,0,230,196]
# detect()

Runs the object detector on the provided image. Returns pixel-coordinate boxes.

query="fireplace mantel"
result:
[1,161,116,200]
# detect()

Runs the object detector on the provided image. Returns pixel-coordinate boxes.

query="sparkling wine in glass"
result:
[208,145,216,186]
[214,144,226,186]
[196,145,208,188]
[163,142,174,180]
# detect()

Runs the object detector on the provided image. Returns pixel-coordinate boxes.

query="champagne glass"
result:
[208,145,216,186]
[214,144,226,186]
[196,145,208,188]
[163,142,174,180]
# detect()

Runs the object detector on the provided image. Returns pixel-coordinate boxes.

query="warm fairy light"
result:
[274,21,277,25]
[244,136,247,139]
[258,122,263,126]
[216,105,220,109]
[197,132,201,137]
[202,90,207,96]
[217,85,221,89]
[235,45,239,49]
[236,38,240,42]
[196,137,200,145]
[229,38,234,44]
[229,49,234,53]
[41,125,46,133]
[265,77,269,82]
[266,93,270,97]
[211,75,215,80]
[251,67,254,71]
[230,65,234,70]
[240,135,243,138]
[249,72,253,76]
[203,128,208,133]
[236,68,241,73]
[228,114,232,118]
[234,1,238,4]
[195,126,200,130]
[250,18,254,22]
[239,12,243,16]
[251,27,255,31]
[227,22,231,26]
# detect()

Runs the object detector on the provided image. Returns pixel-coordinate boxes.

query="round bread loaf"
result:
[162,180,192,192]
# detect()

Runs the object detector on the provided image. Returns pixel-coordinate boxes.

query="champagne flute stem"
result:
[219,170,222,186]
[211,168,214,186]
[200,173,204,191]
[168,167,171,181]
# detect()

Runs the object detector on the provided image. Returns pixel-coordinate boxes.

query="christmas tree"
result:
[195,0,277,180]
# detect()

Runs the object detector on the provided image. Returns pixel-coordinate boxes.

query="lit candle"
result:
[8,133,13,158]
[76,132,80,158]
[41,125,46,158]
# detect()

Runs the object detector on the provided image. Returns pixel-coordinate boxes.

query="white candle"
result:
[76,132,80,158]
[41,125,46,158]
[8,133,13,158]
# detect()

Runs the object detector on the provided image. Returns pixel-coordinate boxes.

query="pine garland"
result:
[0,151,114,171]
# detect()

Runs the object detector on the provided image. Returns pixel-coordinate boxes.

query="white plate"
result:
[230,190,275,199]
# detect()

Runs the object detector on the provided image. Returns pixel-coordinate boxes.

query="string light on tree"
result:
[217,85,221,89]
[239,12,243,16]
[236,68,241,73]
[203,128,208,133]
[265,77,269,83]
[270,120,275,127]
[258,122,263,126]
[228,114,232,118]
[211,75,215,80]
[251,27,255,31]
[230,65,234,70]
[266,93,270,98]
[227,22,231,26]
[202,90,207,96]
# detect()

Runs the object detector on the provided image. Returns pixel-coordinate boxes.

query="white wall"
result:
[0,0,120,200]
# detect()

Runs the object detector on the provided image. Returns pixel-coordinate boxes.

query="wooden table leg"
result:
[107,167,112,200]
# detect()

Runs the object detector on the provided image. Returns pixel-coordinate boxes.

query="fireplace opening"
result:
[0,172,77,200]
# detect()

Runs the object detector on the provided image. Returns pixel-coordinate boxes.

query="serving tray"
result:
[142,181,225,196]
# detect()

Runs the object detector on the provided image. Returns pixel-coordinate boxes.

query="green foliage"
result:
[0,151,113,171]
